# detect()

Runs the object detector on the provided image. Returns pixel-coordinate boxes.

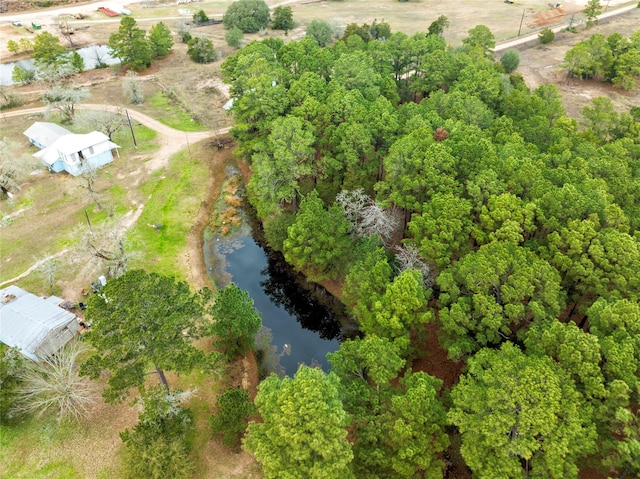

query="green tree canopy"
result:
[148,22,174,58]
[32,31,67,66]
[209,283,262,359]
[120,386,195,479]
[449,342,597,478]
[461,25,495,55]
[272,6,294,33]
[248,115,316,216]
[244,366,354,479]
[437,242,565,358]
[107,16,151,71]
[306,20,333,47]
[210,387,255,448]
[80,270,211,403]
[223,0,270,33]
[283,191,353,281]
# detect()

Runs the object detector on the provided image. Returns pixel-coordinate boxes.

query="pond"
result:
[204,208,354,377]
[0,45,119,86]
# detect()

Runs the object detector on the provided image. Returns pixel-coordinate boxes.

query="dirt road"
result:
[1,103,226,291]
[2,103,226,171]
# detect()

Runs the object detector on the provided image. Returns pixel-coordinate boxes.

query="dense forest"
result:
[221,24,640,479]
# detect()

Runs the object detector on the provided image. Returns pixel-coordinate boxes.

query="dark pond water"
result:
[0,45,119,86]
[204,215,354,376]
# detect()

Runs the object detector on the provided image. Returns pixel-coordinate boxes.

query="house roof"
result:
[0,285,77,361]
[33,132,120,166]
[23,122,72,148]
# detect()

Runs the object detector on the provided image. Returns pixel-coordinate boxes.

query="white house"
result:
[0,285,80,362]
[23,122,72,150]
[24,123,120,177]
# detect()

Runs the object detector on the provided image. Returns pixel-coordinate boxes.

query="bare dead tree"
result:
[41,84,90,122]
[336,188,401,243]
[359,203,400,243]
[122,71,144,105]
[35,253,60,295]
[0,137,40,199]
[336,188,369,235]
[77,166,102,210]
[74,217,135,279]
[14,341,98,423]
[74,107,128,140]
[394,244,433,287]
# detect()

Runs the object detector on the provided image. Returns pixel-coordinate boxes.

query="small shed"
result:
[23,122,72,150]
[0,285,80,361]
[32,131,120,176]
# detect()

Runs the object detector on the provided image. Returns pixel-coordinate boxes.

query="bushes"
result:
[192,9,208,24]
[187,36,218,63]
[0,346,23,424]
[225,27,244,48]
[210,387,255,448]
[539,27,555,44]
[120,387,195,479]
[500,49,520,73]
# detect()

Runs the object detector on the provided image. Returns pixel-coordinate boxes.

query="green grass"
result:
[149,92,208,132]
[129,147,209,280]
[111,123,159,154]
[0,417,80,479]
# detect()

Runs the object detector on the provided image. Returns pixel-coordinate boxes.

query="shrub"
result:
[11,65,36,85]
[539,27,555,44]
[306,19,334,47]
[225,27,243,48]
[193,9,208,24]
[210,387,255,448]
[500,49,520,73]
[223,0,270,33]
[187,36,218,63]
[272,6,294,33]
[0,346,23,424]
[14,342,97,423]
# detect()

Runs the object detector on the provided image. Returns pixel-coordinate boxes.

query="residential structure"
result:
[0,285,80,361]
[24,122,120,176]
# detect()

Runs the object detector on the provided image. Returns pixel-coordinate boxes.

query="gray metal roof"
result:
[23,122,72,149]
[0,285,77,361]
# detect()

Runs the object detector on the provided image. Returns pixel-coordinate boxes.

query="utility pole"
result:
[518,9,525,37]
[125,109,137,148]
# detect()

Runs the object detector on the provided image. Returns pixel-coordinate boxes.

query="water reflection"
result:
[0,45,119,86]
[259,249,343,341]
[205,230,352,376]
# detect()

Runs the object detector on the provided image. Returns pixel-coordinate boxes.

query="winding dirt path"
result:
[2,103,229,290]
[2,103,229,171]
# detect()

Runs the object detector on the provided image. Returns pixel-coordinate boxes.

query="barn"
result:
[0,285,81,361]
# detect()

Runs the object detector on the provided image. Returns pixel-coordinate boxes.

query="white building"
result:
[0,285,80,361]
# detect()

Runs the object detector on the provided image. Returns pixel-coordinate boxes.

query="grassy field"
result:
[129,145,209,280]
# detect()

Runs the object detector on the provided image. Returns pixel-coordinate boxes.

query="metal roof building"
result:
[23,122,72,150]
[0,285,80,361]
